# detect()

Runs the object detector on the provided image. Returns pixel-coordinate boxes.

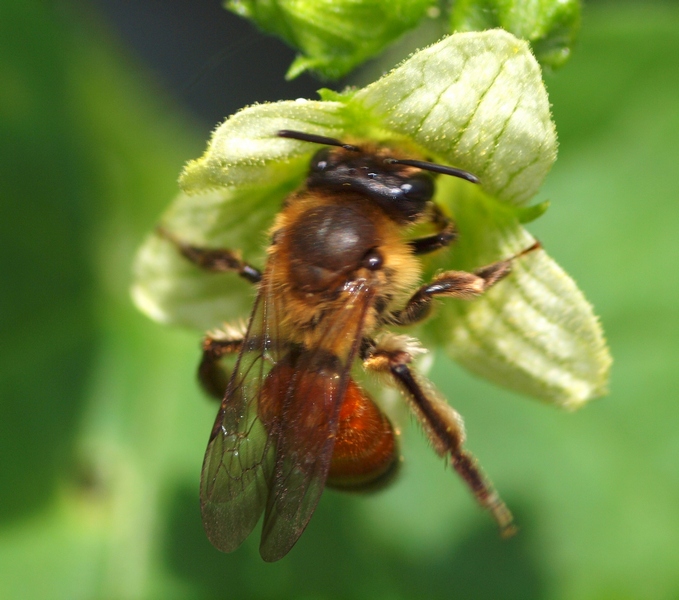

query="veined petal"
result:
[132,31,609,407]
[180,100,347,194]
[426,181,610,407]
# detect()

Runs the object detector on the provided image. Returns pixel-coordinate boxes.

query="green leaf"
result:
[516,199,549,223]
[450,0,581,69]
[225,0,436,79]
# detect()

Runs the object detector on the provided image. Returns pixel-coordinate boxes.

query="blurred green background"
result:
[2,1,678,598]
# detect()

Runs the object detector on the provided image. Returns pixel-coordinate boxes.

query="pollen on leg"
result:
[363,333,427,373]
[207,320,248,343]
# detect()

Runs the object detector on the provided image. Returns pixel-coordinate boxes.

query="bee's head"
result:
[278,130,479,224]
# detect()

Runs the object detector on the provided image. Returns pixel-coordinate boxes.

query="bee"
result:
[158,130,539,561]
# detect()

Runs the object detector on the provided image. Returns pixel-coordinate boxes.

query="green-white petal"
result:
[180,100,347,193]
[132,30,609,407]
[426,180,611,408]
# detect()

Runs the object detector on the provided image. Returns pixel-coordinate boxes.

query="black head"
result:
[278,130,479,223]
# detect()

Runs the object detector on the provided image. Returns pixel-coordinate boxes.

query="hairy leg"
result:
[198,326,246,400]
[157,226,262,283]
[408,204,457,256]
[362,335,515,537]
[392,241,541,326]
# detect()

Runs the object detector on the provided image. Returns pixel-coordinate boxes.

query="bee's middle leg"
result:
[392,241,541,326]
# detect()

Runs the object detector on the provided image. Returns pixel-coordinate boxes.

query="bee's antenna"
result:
[277,130,360,152]
[278,130,479,183]
[385,158,479,184]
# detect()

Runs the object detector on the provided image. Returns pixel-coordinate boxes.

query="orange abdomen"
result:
[327,379,399,491]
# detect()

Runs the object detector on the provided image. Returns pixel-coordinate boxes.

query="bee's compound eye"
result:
[310,147,332,172]
[400,173,434,203]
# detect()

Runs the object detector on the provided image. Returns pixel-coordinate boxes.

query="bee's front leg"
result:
[408,204,456,255]
[392,241,541,326]
[155,227,258,400]
[156,226,262,284]
[362,336,516,537]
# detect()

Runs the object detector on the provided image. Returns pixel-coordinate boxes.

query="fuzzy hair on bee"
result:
[157,129,539,561]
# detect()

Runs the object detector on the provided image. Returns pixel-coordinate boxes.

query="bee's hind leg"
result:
[198,325,246,400]
[362,335,516,537]
[156,225,262,284]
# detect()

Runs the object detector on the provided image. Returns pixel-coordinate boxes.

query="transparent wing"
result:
[199,269,286,553]
[259,280,376,562]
